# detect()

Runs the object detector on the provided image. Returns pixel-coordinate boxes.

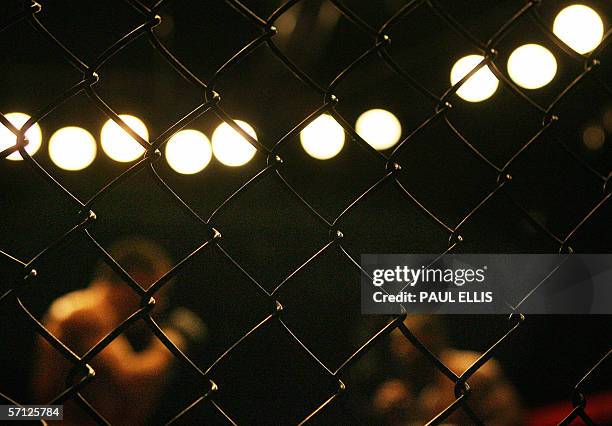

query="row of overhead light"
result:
[0,109,402,174]
[451,4,605,102]
[0,5,605,173]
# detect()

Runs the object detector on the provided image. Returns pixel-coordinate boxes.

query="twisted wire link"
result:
[0,0,610,424]
[558,350,611,426]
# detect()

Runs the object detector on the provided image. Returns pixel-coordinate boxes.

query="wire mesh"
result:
[0,0,611,424]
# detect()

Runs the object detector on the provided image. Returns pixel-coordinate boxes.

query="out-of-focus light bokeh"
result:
[355,109,402,151]
[450,55,499,102]
[211,120,257,167]
[48,126,97,171]
[300,114,345,160]
[582,124,606,150]
[0,112,42,161]
[100,115,148,162]
[507,44,557,90]
[553,5,604,54]
[165,129,212,174]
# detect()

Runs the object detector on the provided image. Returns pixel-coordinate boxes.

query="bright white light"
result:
[553,5,604,54]
[355,109,402,151]
[0,112,42,161]
[507,44,557,89]
[450,55,499,102]
[49,127,97,171]
[300,114,345,160]
[100,115,148,162]
[165,129,212,174]
[211,120,257,167]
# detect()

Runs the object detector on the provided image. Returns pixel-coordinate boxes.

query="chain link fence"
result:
[1,0,611,424]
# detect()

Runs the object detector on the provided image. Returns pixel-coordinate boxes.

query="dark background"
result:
[1,0,611,424]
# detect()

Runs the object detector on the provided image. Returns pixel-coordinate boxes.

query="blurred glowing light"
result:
[211,120,257,167]
[300,114,345,160]
[0,112,42,160]
[553,5,604,54]
[507,44,557,89]
[582,125,605,150]
[49,127,97,171]
[165,129,212,174]
[355,109,402,151]
[100,115,148,162]
[276,7,298,36]
[450,55,499,102]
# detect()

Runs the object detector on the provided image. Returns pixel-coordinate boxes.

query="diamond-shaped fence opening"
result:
[1,0,611,424]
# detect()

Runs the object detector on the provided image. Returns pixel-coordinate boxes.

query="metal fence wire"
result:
[0,0,611,424]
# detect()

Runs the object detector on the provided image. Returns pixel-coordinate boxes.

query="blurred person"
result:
[32,237,205,425]
[372,316,524,425]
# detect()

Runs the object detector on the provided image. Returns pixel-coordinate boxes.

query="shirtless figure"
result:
[373,316,524,425]
[32,238,204,425]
